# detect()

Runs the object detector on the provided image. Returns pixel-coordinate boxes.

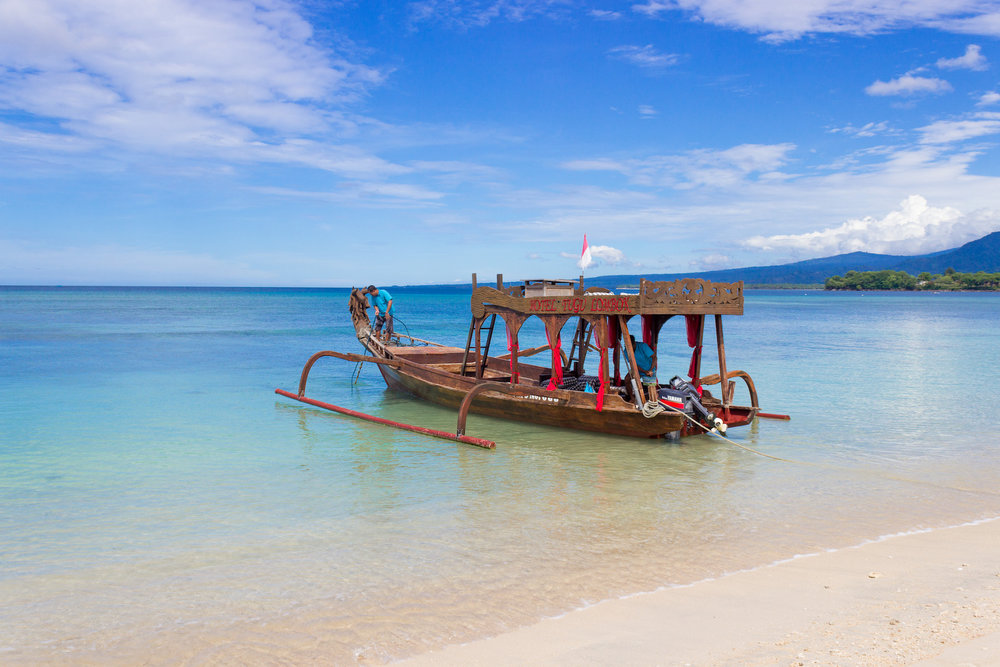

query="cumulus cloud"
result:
[591,244,627,264]
[608,44,681,69]
[562,143,796,189]
[743,195,1000,256]
[936,44,988,70]
[631,0,1000,42]
[865,75,953,97]
[561,244,627,267]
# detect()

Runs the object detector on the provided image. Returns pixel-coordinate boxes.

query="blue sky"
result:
[2,0,1000,286]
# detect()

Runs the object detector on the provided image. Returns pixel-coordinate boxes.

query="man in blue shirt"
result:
[365,285,393,342]
[629,335,657,390]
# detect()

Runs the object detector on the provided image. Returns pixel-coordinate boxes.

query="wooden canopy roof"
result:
[471,278,743,319]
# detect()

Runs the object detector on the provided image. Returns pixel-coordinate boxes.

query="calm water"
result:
[2,287,999,663]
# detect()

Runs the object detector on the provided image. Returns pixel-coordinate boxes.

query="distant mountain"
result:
[896,231,1000,274]
[588,231,1000,287]
[386,231,1000,291]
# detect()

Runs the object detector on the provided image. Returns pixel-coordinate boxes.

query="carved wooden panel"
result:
[472,280,742,318]
[639,279,743,315]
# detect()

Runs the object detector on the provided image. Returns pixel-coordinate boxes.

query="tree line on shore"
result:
[825,268,1000,291]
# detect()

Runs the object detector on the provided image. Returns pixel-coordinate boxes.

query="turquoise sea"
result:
[2,286,1000,663]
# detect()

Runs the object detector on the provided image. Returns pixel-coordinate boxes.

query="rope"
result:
[353,322,379,385]
[642,399,665,418]
[393,315,413,343]
[652,401,1000,497]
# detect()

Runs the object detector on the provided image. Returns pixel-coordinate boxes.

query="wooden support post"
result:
[460,318,475,377]
[497,273,503,289]
[501,313,526,385]
[596,317,610,396]
[715,314,731,415]
[510,340,519,384]
[479,313,497,378]
[619,315,645,405]
[474,316,483,379]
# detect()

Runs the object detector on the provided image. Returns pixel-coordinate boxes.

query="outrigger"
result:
[276,274,767,447]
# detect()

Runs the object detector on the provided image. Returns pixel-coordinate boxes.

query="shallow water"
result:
[2,287,999,663]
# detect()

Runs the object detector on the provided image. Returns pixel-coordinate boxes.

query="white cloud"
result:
[591,244,627,264]
[608,44,681,69]
[249,180,445,206]
[407,0,568,28]
[511,141,1000,271]
[590,9,622,20]
[828,120,894,137]
[918,114,1000,144]
[977,91,1000,106]
[631,1,1000,42]
[692,253,733,269]
[638,104,658,118]
[865,75,953,97]
[0,0,394,176]
[562,243,627,268]
[743,195,1000,256]
[936,44,988,70]
[562,143,796,189]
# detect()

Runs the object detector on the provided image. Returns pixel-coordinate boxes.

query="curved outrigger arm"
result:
[456,381,562,437]
[295,350,402,397]
[693,369,759,411]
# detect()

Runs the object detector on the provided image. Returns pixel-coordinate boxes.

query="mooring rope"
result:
[653,401,1000,498]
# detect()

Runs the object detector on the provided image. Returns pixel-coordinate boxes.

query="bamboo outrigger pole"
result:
[275,389,495,449]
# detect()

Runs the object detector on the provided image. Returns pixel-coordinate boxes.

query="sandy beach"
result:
[400,518,1000,666]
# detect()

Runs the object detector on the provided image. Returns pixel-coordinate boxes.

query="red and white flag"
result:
[578,234,593,271]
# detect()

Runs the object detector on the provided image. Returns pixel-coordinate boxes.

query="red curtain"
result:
[593,319,609,411]
[685,314,703,391]
[608,316,621,384]
[545,327,563,391]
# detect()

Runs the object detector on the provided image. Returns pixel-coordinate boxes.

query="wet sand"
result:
[400,518,1000,666]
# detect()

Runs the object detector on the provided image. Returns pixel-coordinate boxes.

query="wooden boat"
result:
[300,274,759,441]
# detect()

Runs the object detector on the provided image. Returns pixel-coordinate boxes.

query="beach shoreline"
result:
[399,517,1000,666]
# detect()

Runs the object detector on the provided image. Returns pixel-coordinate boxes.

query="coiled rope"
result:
[641,399,666,418]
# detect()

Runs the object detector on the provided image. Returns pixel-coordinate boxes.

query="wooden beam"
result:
[619,315,645,405]
[715,314,731,415]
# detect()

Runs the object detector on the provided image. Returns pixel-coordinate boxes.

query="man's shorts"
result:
[374,313,393,337]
